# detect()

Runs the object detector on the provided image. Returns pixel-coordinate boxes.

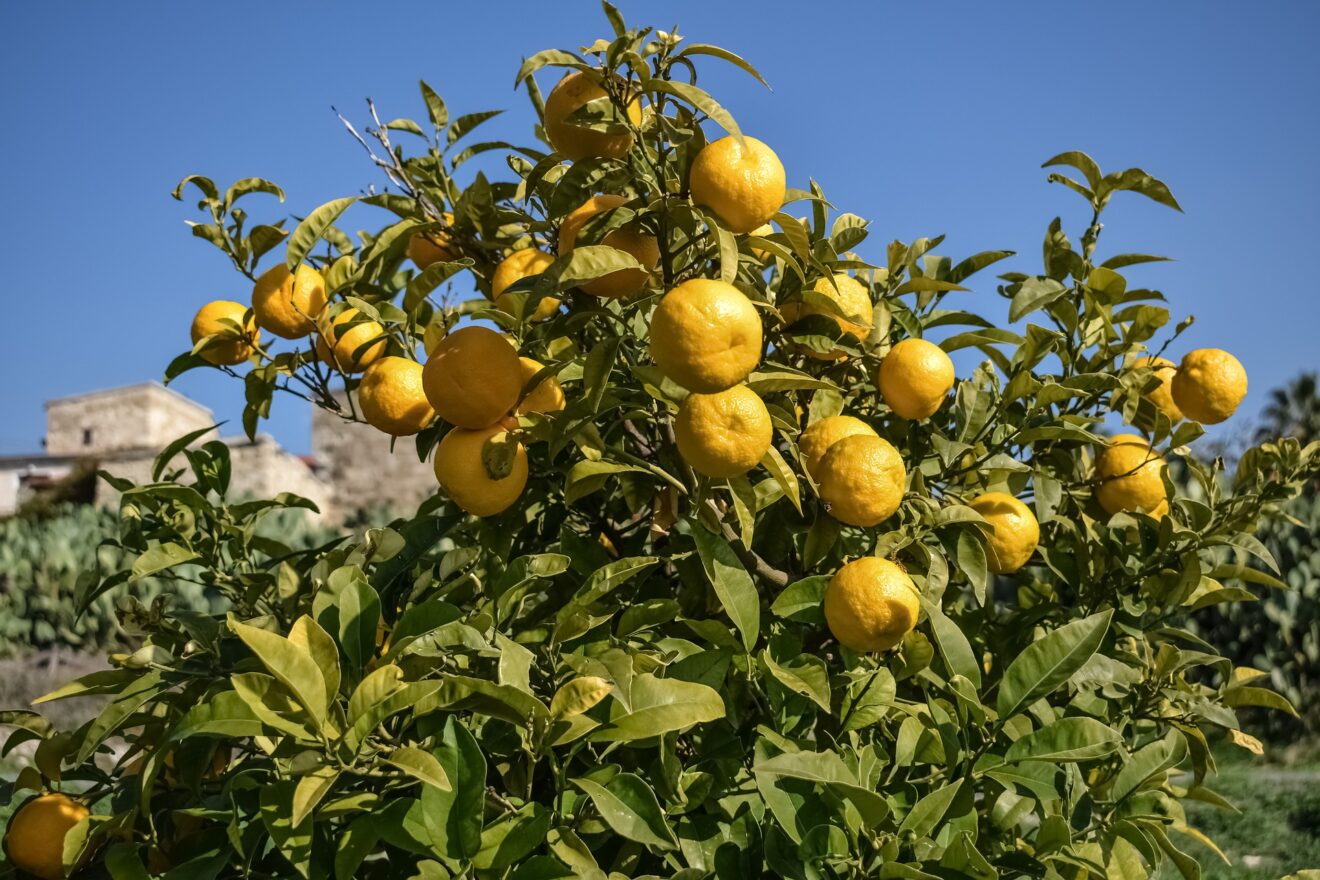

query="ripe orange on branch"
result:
[434,421,528,517]
[557,195,660,299]
[251,264,326,339]
[191,300,256,366]
[1094,433,1168,516]
[815,433,906,527]
[422,326,522,429]
[674,385,773,478]
[690,135,786,234]
[879,338,955,420]
[1171,348,1247,424]
[492,249,559,320]
[543,70,642,161]
[359,357,434,436]
[648,278,763,393]
[5,793,89,880]
[824,557,921,653]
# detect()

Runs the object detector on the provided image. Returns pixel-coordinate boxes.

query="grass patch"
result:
[1160,746,1320,879]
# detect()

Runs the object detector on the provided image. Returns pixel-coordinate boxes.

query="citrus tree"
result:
[5,5,1319,878]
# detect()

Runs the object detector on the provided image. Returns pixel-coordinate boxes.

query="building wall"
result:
[45,384,216,457]
[94,435,335,520]
[312,402,436,519]
[12,383,429,524]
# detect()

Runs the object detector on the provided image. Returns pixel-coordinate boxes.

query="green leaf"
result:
[292,766,340,827]
[572,774,678,850]
[1009,277,1069,323]
[557,245,643,289]
[678,44,770,87]
[1042,151,1102,190]
[689,523,761,652]
[754,749,890,825]
[384,746,453,791]
[760,446,802,515]
[419,80,448,129]
[76,671,165,763]
[898,779,964,838]
[230,615,330,726]
[550,677,613,718]
[130,543,200,581]
[1005,717,1121,762]
[592,673,724,742]
[285,197,356,271]
[761,650,831,710]
[1111,730,1187,802]
[421,717,487,859]
[576,556,660,605]
[261,781,314,877]
[996,610,1111,719]
[650,80,741,140]
[923,599,981,689]
[771,576,828,624]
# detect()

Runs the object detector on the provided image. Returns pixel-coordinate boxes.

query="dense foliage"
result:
[4,6,1319,878]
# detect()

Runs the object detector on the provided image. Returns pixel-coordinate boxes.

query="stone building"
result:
[0,382,432,522]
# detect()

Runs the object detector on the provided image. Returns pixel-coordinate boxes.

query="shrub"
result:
[4,6,1318,878]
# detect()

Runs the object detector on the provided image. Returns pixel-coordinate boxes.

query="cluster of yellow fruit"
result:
[1091,348,1249,520]
[185,70,1252,662]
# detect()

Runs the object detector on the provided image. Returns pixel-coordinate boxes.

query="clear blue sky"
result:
[2,1,1317,454]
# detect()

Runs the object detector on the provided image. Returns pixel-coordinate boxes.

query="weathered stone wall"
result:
[95,435,335,520]
[45,384,216,457]
[312,401,435,519]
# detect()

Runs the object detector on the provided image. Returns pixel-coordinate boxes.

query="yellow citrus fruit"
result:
[5,793,89,880]
[543,70,642,161]
[408,214,458,268]
[968,492,1040,574]
[315,308,385,374]
[359,357,435,436]
[191,300,256,366]
[1133,355,1183,423]
[557,195,660,298]
[517,357,566,414]
[824,557,921,653]
[251,264,326,339]
[433,422,528,516]
[689,135,786,234]
[422,316,448,356]
[492,249,559,321]
[674,385,773,478]
[422,326,522,429]
[816,434,906,527]
[1170,348,1247,425]
[798,415,878,479]
[1095,433,1167,516]
[879,338,956,420]
[781,274,873,359]
[648,279,763,393]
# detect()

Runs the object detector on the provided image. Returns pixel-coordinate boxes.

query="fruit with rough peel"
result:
[879,338,956,420]
[434,422,528,516]
[690,135,786,233]
[359,357,435,436]
[1171,348,1247,424]
[191,300,256,365]
[969,492,1040,574]
[824,557,921,653]
[674,384,773,478]
[422,325,522,428]
[815,433,906,526]
[649,278,763,393]
[251,264,326,339]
